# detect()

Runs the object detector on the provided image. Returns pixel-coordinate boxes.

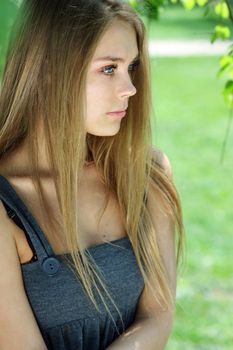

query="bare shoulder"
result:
[0,199,17,241]
[150,146,173,180]
[147,146,175,219]
[0,200,47,349]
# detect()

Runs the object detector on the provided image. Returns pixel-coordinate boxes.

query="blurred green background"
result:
[0,2,232,349]
[0,1,19,78]
[148,5,233,350]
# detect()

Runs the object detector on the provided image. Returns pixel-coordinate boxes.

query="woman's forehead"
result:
[92,20,138,62]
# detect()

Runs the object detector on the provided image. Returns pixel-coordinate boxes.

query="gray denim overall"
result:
[0,175,145,350]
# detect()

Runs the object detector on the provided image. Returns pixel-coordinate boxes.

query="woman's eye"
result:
[128,61,140,72]
[101,65,117,76]
[101,61,140,76]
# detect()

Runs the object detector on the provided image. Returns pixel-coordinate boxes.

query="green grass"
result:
[150,56,233,348]
[141,5,233,40]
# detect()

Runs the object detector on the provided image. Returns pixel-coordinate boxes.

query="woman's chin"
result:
[87,126,121,137]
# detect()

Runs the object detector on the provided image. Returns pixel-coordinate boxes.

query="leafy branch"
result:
[128,0,233,160]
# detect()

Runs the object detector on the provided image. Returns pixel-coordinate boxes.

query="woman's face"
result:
[85,19,138,136]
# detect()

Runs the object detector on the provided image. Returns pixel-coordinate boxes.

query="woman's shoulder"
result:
[150,146,173,180]
[0,199,48,347]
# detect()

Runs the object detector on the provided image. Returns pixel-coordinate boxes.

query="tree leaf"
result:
[214,2,230,19]
[181,0,195,10]
[196,0,208,6]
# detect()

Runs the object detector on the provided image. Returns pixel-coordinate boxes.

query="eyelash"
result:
[101,61,140,76]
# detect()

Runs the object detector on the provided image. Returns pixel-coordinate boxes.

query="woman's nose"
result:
[117,75,137,98]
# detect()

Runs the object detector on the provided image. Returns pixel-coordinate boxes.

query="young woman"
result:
[0,1,183,349]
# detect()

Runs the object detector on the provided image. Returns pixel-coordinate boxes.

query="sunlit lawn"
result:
[151,55,233,349]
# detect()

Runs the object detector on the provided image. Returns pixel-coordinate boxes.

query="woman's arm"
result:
[106,150,176,350]
[105,315,173,350]
[0,200,48,350]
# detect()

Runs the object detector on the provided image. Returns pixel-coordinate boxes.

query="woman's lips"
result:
[106,111,126,118]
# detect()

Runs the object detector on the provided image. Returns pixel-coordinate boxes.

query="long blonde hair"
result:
[0,0,184,335]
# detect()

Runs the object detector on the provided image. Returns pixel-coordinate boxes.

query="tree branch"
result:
[225,0,233,22]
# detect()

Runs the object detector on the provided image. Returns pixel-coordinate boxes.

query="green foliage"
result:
[0,1,19,78]
[196,0,208,6]
[127,0,233,107]
[129,0,166,19]
[214,1,229,18]
[180,0,233,108]
[181,0,196,10]
[211,24,231,42]
[218,46,233,99]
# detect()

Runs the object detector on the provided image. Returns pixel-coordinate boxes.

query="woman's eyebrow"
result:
[94,53,140,63]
